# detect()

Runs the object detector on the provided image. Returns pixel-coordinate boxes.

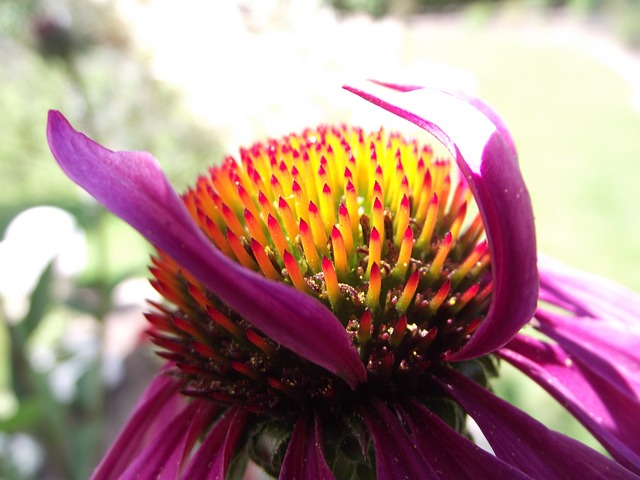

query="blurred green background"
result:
[1,0,639,478]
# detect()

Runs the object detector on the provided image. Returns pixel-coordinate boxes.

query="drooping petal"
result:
[536,310,640,398]
[180,405,249,480]
[119,399,217,480]
[92,370,186,480]
[279,413,335,480]
[500,334,640,474]
[535,257,640,463]
[367,79,517,156]
[435,367,639,479]
[344,82,538,359]
[47,111,366,388]
[360,397,438,479]
[539,255,640,326]
[400,399,532,480]
[160,403,220,480]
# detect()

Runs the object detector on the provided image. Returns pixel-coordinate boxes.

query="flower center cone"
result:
[146,125,495,474]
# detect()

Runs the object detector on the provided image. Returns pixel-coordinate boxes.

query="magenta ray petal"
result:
[400,399,531,479]
[180,405,249,480]
[119,399,217,480]
[500,334,640,474]
[537,258,640,405]
[47,111,366,388]
[92,371,186,480]
[279,413,335,480]
[159,403,220,480]
[344,82,538,360]
[539,255,640,326]
[536,310,640,398]
[436,367,639,479]
[361,397,438,479]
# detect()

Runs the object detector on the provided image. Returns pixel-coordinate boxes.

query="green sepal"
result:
[323,413,376,480]
[226,445,250,480]
[454,354,500,390]
[246,418,292,478]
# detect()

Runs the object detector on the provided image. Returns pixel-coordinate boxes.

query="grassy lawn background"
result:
[405,13,640,293]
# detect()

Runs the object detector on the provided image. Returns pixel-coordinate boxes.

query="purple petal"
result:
[119,398,217,480]
[360,397,438,479]
[536,257,640,407]
[47,111,366,388]
[344,82,538,360]
[536,310,640,399]
[180,405,249,480]
[539,255,640,326]
[500,334,640,474]
[279,413,335,480]
[435,367,639,479]
[158,403,220,480]
[92,370,186,480]
[400,399,531,479]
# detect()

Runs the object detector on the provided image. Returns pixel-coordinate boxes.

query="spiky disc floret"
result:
[147,125,492,415]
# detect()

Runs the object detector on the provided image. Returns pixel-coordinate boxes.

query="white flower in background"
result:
[0,206,86,319]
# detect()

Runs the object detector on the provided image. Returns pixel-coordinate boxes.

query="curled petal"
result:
[360,398,438,479]
[344,82,538,359]
[400,399,531,480]
[435,367,639,480]
[279,413,335,480]
[180,405,249,480]
[47,111,366,388]
[92,371,186,480]
[500,334,640,474]
[367,79,517,156]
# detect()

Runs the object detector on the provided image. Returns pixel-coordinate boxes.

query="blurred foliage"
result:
[328,0,391,17]
[326,0,484,16]
[0,0,223,477]
[326,0,640,48]
[0,0,222,218]
[607,0,640,47]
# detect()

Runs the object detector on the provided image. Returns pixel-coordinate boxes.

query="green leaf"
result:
[226,447,250,480]
[21,261,55,339]
[0,397,44,432]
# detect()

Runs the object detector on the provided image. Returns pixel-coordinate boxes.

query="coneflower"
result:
[47,81,640,479]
